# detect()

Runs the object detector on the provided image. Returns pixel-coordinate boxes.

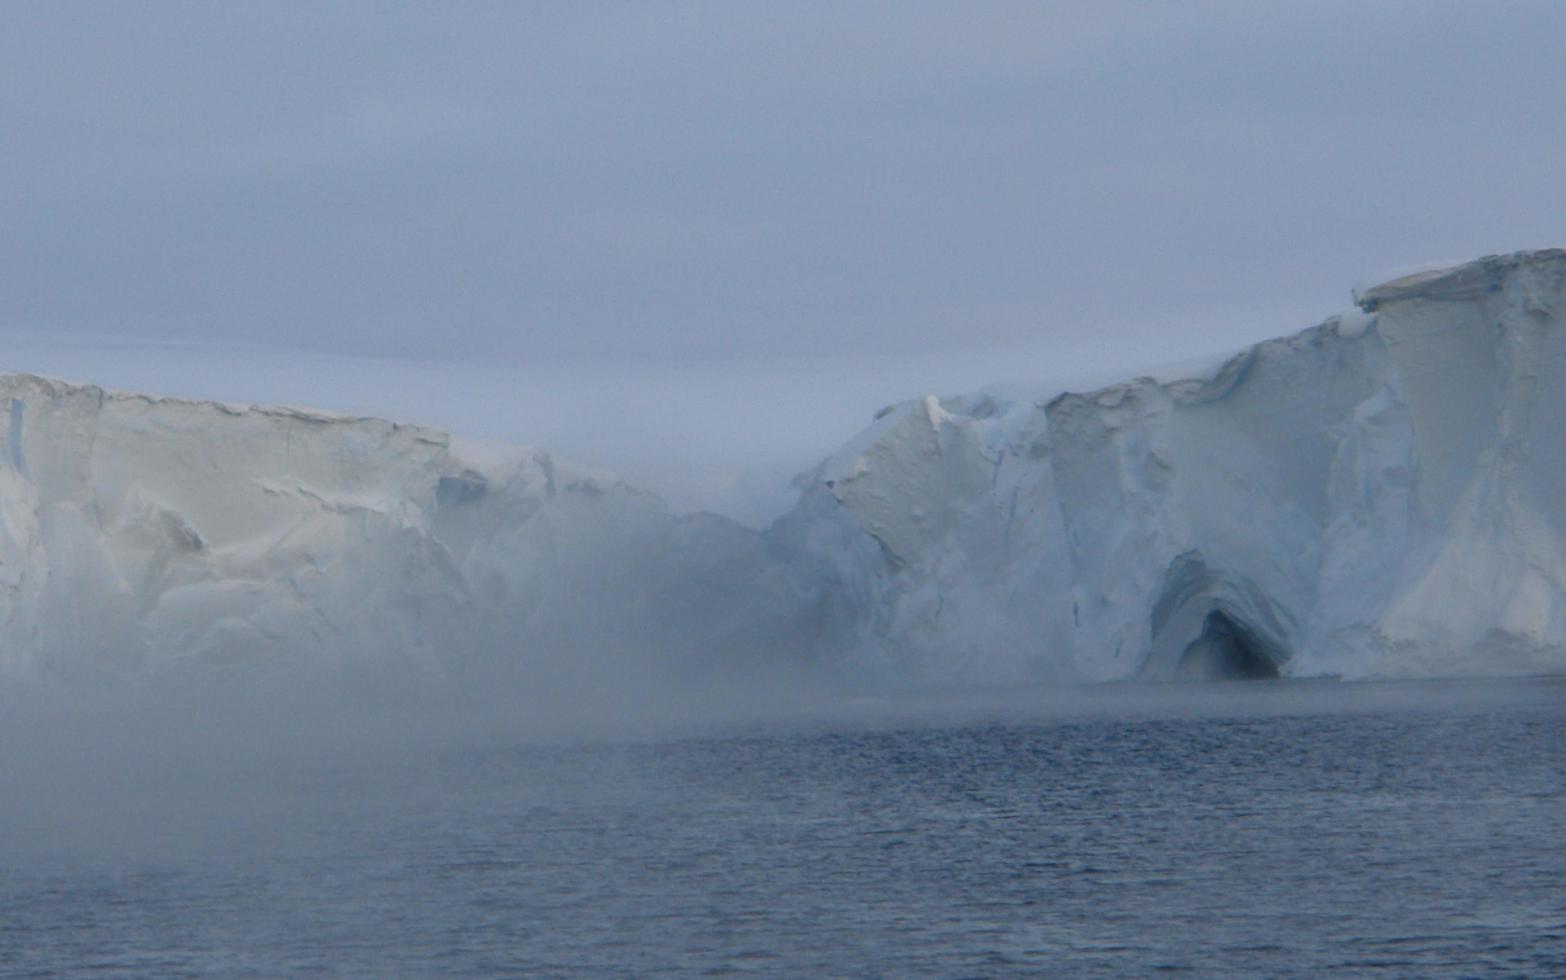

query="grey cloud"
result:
[2,1,1563,363]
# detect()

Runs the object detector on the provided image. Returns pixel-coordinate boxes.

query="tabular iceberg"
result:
[3,248,1564,688]
[781,248,1566,683]
[0,375,818,687]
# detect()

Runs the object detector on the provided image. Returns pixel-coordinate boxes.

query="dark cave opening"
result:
[1176,610,1280,680]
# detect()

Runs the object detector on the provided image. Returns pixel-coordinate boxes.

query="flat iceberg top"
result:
[1353,247,1566,311]
[5,370,446,437]
[0,369,630,487]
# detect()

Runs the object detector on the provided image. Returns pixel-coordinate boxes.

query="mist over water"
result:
[0,652,1553,853]
[4,674,1564,976]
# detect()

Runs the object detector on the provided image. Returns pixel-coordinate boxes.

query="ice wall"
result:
[0,375,824,686]
[4,248,1564,689]
[782,249,1566,683]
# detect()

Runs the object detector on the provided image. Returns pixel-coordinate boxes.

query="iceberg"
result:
[4,247,1565,689]
[780,248,1566,683]
[0,375,820,687]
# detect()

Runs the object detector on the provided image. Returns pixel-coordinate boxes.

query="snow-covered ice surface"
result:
[2,248,1565,690]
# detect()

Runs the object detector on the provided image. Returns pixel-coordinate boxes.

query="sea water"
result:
[2,678,1564,976]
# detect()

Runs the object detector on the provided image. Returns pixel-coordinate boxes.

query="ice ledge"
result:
[2,371,448,441]
[1353,247,1566,312]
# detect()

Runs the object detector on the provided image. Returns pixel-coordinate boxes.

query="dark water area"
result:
[3,678,1566,976]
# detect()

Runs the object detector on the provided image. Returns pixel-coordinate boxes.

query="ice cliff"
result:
[4,248,1565,687]
[0,376,820,686]
[781,248,1566,683]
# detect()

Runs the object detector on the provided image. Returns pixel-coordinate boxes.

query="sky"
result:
[3,1,1564,523]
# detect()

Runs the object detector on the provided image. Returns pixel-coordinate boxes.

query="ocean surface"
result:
[3,677,1565,976]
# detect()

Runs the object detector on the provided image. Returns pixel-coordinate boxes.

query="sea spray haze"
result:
[4,678,1566,976]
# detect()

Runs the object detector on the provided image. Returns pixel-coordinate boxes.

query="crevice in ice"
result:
[8,398,25,475]
[1175,610,1279,680]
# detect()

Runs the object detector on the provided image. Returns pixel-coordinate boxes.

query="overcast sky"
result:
[3,2,1564,521]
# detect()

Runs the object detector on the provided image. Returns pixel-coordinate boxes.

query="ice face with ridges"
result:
[0,374,821,683]
[5,248,1566,687]
[786,248,1566,683]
